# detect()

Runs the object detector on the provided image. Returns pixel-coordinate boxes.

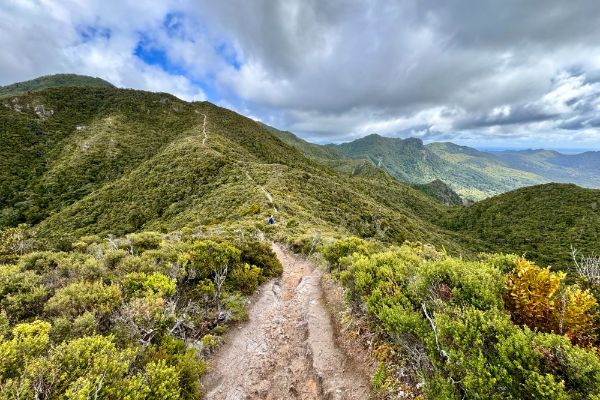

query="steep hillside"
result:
[332,134,543,200]
[444,183,600,268]
[494,149,600,188]
[0,74,114,98]
[0,85,461,252]
[412,179,463,205]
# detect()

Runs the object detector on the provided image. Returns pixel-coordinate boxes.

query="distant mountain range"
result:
[272,131,600,201]
[493,149,600,189]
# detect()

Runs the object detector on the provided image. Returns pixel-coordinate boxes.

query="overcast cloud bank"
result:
[2,0,600,149]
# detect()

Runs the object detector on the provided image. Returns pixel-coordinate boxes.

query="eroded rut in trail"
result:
[202,243,370,400]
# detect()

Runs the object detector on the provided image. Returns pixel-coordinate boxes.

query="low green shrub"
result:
[0,230,274,398]
[228,263,262,295]
[321,236,376,270]
[333,238,600,399]
[122,272,176,298]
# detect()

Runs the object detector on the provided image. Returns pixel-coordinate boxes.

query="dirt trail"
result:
[243,170,278,212]
[201,113,208,145]
[202,243,370,400]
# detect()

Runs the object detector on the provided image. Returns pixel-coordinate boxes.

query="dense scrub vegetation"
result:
[444,183,600,269]
[321,237,600,399]
[0,84,464,254]
[411,179,463,206]
[0,229,281,399]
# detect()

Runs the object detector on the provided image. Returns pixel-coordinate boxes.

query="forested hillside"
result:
[330,134,547,200]
[444,183,600,268]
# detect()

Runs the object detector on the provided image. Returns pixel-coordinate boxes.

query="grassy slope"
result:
[0,86,461,253]
[444,183,600,268]
[0,74,113,98]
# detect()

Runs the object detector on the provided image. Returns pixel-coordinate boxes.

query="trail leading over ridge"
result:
[201,113,208,146]
[243,169,278,213]
[202,244,369,399]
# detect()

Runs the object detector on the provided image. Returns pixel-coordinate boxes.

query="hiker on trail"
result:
[267,215,275,225]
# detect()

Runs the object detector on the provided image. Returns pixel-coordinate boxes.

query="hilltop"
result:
[330,134,547,200]
[444,183,600,268]
[0,84,459,252]
[0,73,114,98]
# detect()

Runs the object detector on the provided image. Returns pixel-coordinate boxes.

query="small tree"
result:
[0,224,33,258]
[571,246,600,284]
[181,241,241,313]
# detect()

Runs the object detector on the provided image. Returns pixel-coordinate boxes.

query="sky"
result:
[2,1,600,150]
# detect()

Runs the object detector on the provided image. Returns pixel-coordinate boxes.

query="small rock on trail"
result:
[202,243,370,400]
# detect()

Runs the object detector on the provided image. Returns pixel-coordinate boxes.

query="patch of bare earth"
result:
[202,243,370,399]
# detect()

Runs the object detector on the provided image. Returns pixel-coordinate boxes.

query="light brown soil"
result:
[202,243,370,399]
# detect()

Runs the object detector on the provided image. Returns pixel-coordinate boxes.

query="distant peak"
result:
[0,73,114,98]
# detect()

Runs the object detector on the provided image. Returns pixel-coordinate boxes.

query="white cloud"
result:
[2,0,600,148]
[0,0,205,101]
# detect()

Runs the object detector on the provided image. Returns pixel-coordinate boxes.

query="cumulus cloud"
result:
[0,0,205,100]
[1,0,600,149]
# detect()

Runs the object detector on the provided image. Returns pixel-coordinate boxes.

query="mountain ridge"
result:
[276,131,600,200]
[0,84,462,254]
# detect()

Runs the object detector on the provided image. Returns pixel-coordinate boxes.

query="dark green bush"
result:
[237,240,282,278]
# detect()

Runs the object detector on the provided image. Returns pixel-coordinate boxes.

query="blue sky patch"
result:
[134,33,218,101]
[215,42,241,71]
[134,35,185,75]
[77,25,111,42]
[163,12,186,39]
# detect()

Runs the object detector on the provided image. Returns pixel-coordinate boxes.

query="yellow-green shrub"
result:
[44,281,122,319]
[505,258,597,344]
[122,272,176,298]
